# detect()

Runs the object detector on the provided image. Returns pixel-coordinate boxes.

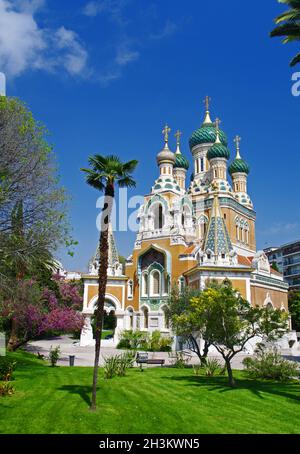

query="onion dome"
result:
[207,118,230,161]
[228,136,250,175]
[174,130,189,170]
[189,97,227,149]
[157,124,175,165]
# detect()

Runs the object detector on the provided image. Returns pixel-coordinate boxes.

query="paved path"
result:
[26,335,300,369]
[25,335,248,369]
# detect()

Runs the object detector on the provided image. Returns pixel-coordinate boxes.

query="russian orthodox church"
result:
[80,98,294,349]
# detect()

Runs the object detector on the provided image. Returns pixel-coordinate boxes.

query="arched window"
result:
[200,157,204,172]
[195,159,199,174]
[161,306,170,329]
[178,276,185,293]
[163,273,169,295]
[142,273,148,297]
[154,203,164,230]
[127,280,133,299]
[151,270,160,296]
[141,306,149,329]
[127,308,134,329]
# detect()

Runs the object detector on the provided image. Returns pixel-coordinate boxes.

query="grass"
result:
[0,350,299,434]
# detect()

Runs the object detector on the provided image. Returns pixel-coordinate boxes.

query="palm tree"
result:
[81,155,138,410]
[270,0,300,66]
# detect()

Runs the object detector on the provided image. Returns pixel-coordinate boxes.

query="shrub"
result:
[193,364,202,376]
[204,358,222,377]
[171,351,190,368]
[0,357,17,381]
[49,346,61,367]
[103,351,136,379]
[0,382,15,396]
[103,355,120,379]
[117,330,148,350]
[243,346,299,382]
[117,330,172,352]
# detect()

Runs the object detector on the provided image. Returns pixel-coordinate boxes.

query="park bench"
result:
[136,352,165,370]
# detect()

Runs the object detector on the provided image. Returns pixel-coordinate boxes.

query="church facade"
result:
[80,99,292,348]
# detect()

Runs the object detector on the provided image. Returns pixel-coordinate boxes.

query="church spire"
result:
[175,129,182,154]
[214,118,221,144]
[202,95,212,125]
[204,189,233,260]
[234,135,242,159]
[162,124,171,149]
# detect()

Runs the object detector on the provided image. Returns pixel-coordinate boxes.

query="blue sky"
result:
[1,0,300,271]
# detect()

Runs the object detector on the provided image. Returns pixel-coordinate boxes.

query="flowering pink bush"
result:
[0,277,84,349]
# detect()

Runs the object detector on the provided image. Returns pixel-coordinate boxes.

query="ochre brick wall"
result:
[251,285,288,310]
[124,238,198,310]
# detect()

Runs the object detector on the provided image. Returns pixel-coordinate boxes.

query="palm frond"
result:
[270,22,300,38]
[279,0,300,8]
[118,176,137,188]
[121,159,139,174]
[290,50,300,65]
[275,9,300,23]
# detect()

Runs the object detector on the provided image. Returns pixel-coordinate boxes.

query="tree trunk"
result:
[90,184,114,411]
[187,336,210,366]
[201,340,210,366]
[225,358,235,387]
[7,318,19,352]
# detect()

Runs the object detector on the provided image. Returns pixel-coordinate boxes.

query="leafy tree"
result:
[81,154,138,411]
[168,286,211,365]
[0,96,70,292]
[270,0,300,66]
[173,280,288,387]
[288,290,300,331]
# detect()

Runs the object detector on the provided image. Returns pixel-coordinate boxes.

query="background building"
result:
[265,240,300,290]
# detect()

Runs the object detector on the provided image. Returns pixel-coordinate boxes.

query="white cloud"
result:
[115,44,139,66]
[0,0,88,77]
[52,27,88,75]
[83,0,128,23]
[150,19,178,40]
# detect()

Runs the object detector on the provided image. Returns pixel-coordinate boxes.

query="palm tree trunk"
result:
[90,183,114,411]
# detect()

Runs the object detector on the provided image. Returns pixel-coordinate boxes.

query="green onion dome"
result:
[229,158,250,175]
[207,142,230,161]
[174,152,189,170]
[189,123,228,150]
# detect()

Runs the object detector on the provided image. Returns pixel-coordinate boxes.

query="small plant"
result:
[204,358,221,377]
[103,355,120,379]
[103,352,135,379]
[243,346,299,382]
[193,364,202,376]
[49,346,61,367]
[0,357,17,381]
[0,382,15,396]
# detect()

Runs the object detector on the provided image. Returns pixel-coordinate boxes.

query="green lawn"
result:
[0,350,299,434]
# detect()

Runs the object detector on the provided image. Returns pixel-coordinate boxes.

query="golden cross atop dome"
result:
[204,95,211,111]
[234,135,241,158]
[162,124,171,144]
[234,135,241,149]
[215,117,221,132]
[175,129,182,145]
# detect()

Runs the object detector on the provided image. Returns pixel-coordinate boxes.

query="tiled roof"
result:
[237,255,253,267]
